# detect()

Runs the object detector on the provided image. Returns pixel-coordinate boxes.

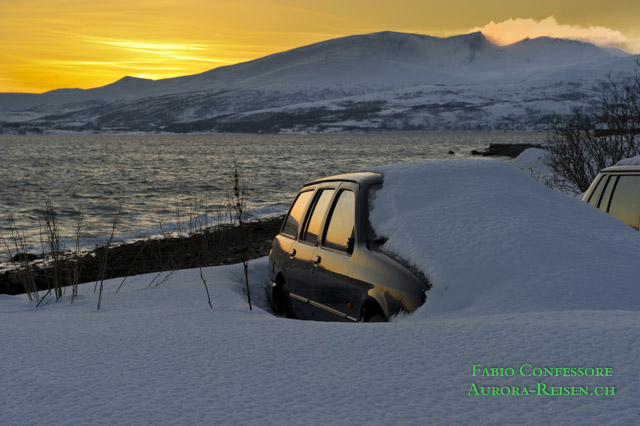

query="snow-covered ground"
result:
[2,160,639,425]
[370,160,640,316]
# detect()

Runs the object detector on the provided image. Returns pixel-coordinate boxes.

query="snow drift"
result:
[615,155,640,166]
[369,160,640,317]
[2,159,640,425]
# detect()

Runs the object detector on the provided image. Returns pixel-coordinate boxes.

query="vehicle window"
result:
[587,174,607,207]
[366,183,384,244]
[598,175,618,212]
[608,175,640,229]
[302,189,335,245]
[281,190,313,238]
[322,190,355,253]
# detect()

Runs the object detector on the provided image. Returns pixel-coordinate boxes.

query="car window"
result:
[598,175,618,212]
[587,174,607,207]
[322,189,355,253]
[302,189,335,245]
[608,175,640,229]
[366,183,385,245]
[281,190,313,238]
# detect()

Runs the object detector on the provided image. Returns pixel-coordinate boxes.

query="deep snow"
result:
[616,155,640,166]
[2,160,639,425]
[369,160,640,317]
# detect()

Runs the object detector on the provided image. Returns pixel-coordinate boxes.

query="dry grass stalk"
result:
[42,200,64,300]
[70,210,84,303]
[1,216,39,300]
[96,206,122,311]
[231,162,252,311]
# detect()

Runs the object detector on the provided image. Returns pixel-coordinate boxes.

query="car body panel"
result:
[582,165,640,230]
[269,171,430,321]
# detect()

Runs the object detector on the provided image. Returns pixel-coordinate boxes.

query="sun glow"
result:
[1,1,638,93]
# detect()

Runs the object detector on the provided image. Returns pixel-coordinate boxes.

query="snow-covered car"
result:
[267,172,429,322]
[582,164,640,230]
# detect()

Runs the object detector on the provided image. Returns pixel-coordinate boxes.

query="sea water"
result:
[0,132,543,254]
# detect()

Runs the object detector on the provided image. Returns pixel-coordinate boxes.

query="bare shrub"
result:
[231,162,252,311]
[42,200,64,300]
[190,194,215,310]
[96,206,122,310]
[1,215,39,300]
[546,63,640,191]
[69,210,84,303]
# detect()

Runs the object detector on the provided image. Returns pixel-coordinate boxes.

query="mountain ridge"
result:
[1,31,637,133]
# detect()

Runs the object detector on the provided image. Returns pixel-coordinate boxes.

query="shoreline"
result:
[1,216,284,296]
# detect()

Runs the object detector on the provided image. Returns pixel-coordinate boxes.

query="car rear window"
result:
[281,190,313,238]
[302,189,335,245]
[587,174,607,207]
[608,175,640,229]
[322,189,355,253]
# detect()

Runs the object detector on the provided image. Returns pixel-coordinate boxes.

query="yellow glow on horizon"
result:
[1,0,639,93]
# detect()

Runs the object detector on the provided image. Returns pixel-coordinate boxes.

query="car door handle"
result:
[289,249,296,258]
[313,255,321,266]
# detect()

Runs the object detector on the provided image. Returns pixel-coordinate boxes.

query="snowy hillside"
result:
[1,31,637,133]
[2,159,639,424]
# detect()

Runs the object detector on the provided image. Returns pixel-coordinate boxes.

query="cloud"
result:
[468,16,629,50]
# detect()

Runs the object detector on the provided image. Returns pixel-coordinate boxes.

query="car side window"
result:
[598,175,618,212]
[608,175,640,229]
[302,189,335,245]
[366,183,383,244]
[281,190,313,238]
[587,174,607,207]
[322,189,355,254]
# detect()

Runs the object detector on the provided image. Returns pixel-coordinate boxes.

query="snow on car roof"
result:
[614,155,640,167]
[304,171,382,186]
[369,160,640,318]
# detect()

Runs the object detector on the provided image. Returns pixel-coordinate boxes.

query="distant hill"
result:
[1,31,637,134]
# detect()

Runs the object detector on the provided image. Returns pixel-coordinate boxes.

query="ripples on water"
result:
[0,132,543,252]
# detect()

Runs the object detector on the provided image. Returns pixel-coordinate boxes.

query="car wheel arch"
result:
[360,296,388,322]
[272,273,294,317]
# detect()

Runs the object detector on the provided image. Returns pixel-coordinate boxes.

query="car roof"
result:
[303,171,383,187]
[601,165,640,173]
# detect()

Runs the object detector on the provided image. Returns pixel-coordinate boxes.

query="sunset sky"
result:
[1,0,639,93]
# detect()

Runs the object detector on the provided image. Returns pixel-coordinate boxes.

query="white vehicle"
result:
[582,165,640,230]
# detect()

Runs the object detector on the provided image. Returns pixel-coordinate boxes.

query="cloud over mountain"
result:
[469,16,630,52]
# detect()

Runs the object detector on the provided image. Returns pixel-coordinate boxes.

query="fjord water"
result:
[1,132,542,250]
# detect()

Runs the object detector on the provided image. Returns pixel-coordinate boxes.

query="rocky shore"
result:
[1,216,284,295]
[471,142,543,158]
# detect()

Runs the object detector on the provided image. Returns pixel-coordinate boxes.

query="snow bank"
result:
[511,147,551,174]
[615,155,640,166]
[2,159,640,425]
[370,160,640,317]
[511,147,580,194]
[2,260,639,425]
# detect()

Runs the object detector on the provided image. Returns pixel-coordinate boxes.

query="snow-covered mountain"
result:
[1,31,637,133]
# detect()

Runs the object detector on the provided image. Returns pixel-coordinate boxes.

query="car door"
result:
[607,174,640,230]
[310,186,357,321]
[274,189,314,319]
[287,186,336,319]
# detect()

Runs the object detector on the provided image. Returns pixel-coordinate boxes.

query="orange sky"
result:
[1,0,639,93]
